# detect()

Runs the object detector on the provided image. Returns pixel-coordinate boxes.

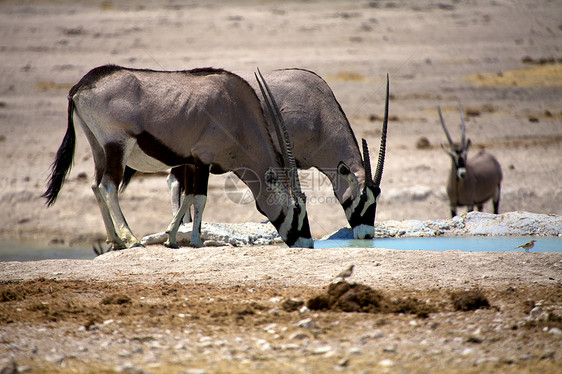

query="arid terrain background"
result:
[0,0,561,373]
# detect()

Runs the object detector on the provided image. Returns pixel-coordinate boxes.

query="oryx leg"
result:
[450,207,457,217]
[493,184,501,214]
[91,156,124,248]
[190,160,210,248]
[165,164,195,248]
[168,165,193,225]
[467,205,474,213]
[78,120,124,249]
[97,143,141,248]
[165,162,208,248]
[476,204,483,212]
[164,191,193,248]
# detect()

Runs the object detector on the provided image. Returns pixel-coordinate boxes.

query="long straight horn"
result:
[362,138,373,187]
[373,74,390,187]
[255,68,305,202]
[437,105,455,150]
[458,100,466,147]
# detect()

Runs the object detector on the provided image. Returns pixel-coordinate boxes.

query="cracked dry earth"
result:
[0,277,561,373]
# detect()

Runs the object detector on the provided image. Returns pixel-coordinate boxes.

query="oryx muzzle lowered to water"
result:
[437,102,503,217]
[162,69,390,239]
[43,65,313,249]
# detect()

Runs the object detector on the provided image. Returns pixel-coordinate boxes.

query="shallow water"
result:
[0,241,95,262]
[1,236,560,262]
[315,236,562,252]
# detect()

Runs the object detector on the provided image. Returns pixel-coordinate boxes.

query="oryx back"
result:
[240,69,363,173]
[71,66,274,174]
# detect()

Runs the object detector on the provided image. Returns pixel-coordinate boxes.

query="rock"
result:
[383,345,397,353]
[295,318,316,329]
[379,359,394,367]
[256,339,271,351]
[44,352,65,366]
[312,346,332,355]
[141,222,281,246]
[114,362,146,373]
[349,347,362,355]
[325,211,562,239]
[337,358,350,367]
[184,369,207,374]
[289,332,308,340]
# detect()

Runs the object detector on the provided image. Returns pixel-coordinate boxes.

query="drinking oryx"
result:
[149,69,389,239]
[43,65,314,249]
[438,102,503,217]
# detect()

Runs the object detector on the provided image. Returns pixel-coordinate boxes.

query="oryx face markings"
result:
[271,199,313,248]
[343,185,380,239]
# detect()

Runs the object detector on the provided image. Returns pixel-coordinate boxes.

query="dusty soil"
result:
[0,0,561,373]
[0,277,561,373]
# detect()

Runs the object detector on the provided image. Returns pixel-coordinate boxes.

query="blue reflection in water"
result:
[1,237,560,262]
[315,237,562,252]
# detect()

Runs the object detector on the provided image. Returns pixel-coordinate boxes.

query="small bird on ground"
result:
[334,264,354,282]
[515,240,536,253]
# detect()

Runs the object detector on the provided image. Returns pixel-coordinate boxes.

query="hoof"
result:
[92,240,113,256]
[190,240,204,248]
[93,240,127,256]
[164,240,179,249]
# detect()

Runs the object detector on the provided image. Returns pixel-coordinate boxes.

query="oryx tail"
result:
[43,99,77,206]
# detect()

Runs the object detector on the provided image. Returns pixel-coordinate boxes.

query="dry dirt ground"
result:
[0,0,561,373]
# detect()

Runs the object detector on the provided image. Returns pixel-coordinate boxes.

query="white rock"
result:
[312,346,332,355]
[379,359,394,367]
[349,347,362,355]
[295,318,316,329]
[184,369,207,374]
[141,222,280,246]
[325,211,562,239]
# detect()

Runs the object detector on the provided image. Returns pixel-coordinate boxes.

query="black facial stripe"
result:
[271,205,312,247]
[346,187,380,229]
[347,197,365,227]
[341,197,353,210]
[349,201,377,229]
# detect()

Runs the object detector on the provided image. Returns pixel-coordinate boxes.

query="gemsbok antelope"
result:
[43,65,314,249]
[150,69,389,239]
[438,103,503,217]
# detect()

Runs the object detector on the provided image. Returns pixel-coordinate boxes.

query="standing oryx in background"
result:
[156,69,389,239]
[43,65,313,249]
[438,102,503,217]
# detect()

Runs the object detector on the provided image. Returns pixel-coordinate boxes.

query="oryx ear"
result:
[337,161,359,188]
[465,138,472,151]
